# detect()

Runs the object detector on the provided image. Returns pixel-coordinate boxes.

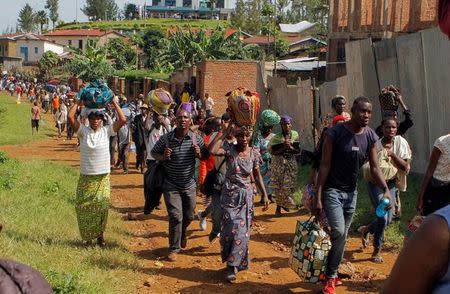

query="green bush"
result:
[45,270,84,294]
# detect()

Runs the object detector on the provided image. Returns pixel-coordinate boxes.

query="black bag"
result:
[143,132,169,214]
[202,158,226,196]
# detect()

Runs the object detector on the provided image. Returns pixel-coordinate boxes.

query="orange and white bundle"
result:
[226,87,260,127]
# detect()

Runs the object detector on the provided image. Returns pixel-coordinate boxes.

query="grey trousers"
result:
[163,182,197,252]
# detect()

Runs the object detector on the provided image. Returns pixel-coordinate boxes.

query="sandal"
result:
[358,226,370,248]
[372,254,383,263]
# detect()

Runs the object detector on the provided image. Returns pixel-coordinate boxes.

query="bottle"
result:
[376,198,390,217]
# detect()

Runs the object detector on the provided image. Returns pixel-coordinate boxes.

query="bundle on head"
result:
[145,88,173,115]
[77,80,114,109]
[379,85,400,111]
[226,87,260,129]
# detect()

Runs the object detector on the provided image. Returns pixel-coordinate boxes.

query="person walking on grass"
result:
[31,101,41,135]
[314,97,394,294]
[151,105,208,262]
[358,117,412,263]
[68,99,126,247]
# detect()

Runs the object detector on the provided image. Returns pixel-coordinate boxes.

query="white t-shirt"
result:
[145,121,170,160]
[433,134,450,183]
[78,124,116,175]
[205,97,214,111]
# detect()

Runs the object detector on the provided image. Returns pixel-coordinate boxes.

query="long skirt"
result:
[271,155,298,209]
[75,174,110,241]
[220,186,253,271]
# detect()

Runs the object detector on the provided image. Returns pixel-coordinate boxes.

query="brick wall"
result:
[196,60,259,116]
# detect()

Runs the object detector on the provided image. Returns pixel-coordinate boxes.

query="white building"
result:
[14,34,65,63]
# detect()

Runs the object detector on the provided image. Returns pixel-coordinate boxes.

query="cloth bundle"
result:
[379,85,400,112]
[77,80,114,109]
[289,217,331,283]
[145,88,173,115]
[226,87,260,128]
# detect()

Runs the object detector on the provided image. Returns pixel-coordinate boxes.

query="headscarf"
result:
[280,114,292,123]
[332,115,348,126]
[178,102,192,114]
[252,109,280,146]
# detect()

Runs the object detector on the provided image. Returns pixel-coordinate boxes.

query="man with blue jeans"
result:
[314,97,393,294]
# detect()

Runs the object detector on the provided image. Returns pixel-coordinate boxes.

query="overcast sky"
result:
[0,0,137,33]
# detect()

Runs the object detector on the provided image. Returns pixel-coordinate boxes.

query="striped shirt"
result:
[152,130,204,189]
[78,124,116,175]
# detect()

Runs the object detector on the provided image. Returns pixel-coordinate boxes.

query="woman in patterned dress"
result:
[270,115,301,216]
[209,125,269,282]
[253,109,280,203]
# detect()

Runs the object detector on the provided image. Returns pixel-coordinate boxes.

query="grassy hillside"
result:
[57,18,229,33]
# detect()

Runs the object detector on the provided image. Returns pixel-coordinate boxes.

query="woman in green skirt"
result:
[68,99,126,246]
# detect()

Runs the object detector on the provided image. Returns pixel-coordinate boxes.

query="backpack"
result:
[201,158,226,196]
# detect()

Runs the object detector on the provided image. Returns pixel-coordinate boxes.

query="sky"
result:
[0,0,142,33]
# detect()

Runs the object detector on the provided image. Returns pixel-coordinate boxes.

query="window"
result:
[34,47,38,54]
[88,39,95,47]
[68,40,72,46]
[78,39,83,50]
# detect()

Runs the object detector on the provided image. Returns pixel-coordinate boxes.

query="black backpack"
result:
[202,158,226,196]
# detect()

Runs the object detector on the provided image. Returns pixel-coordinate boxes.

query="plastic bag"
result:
[289,217,331,283]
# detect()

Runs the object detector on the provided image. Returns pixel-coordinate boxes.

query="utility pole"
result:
[76,0,78,22]
[273,0,277,77]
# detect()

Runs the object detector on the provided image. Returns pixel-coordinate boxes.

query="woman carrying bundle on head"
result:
[68,90,127,247]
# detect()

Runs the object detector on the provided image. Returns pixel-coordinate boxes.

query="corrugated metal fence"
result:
[319,27,450,173]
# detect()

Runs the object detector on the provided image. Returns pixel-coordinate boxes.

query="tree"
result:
[231,0,246,29]
[123,3,139,20]
[65,44,114,82]
[141,28,165,69]
[39,51,59,80]
[287,0,328,35]
[106,38,136,70]
[36,10,48,33]
[82,0,119,21]
[45,0,59,30]
[245,0,263,35]
[18,4,36,33]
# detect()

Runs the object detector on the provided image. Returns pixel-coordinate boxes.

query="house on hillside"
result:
[327,0,438,81]
[0,35,22,70]
[44,29,125,51]
[145,0,234,19]
[14,34,64,64]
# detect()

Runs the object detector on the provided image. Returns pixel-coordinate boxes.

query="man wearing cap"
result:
[151,103,208,261]
[132,104,150,173]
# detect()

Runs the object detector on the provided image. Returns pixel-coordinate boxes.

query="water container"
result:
[376,198,390,217]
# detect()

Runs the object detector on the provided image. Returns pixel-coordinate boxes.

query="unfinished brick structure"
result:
[326,0,438,80]
[196,60,260,115]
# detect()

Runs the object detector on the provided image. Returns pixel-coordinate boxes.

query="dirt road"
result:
[1,136,397,293]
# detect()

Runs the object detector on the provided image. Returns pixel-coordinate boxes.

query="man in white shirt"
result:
[205,93,214,117]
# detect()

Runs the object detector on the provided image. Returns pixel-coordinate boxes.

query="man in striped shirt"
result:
[152,108,207,261]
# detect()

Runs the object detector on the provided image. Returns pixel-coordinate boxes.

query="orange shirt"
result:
[52,97,60,109]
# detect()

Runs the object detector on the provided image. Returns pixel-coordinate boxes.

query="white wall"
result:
[16,39,64,63]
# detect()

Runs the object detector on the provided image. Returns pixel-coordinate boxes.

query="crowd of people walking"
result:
[3,71,450,294]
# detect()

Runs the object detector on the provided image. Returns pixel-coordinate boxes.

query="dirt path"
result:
[1,135,398,293]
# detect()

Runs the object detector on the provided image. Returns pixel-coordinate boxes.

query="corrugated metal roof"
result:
[279,21,316,33]
[277,61,326,71]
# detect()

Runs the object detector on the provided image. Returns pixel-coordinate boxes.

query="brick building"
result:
[326,0,438,80]
[170,60,262,116]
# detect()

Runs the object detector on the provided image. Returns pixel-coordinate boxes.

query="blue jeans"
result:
[367,181,396,249]
[323,188,357,278]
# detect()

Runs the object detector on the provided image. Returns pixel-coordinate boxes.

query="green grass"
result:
[115,69,170,81]
[0,94,52,145]
[295,163,421,248]
[57,18,229,33]
[0,153,141,293]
